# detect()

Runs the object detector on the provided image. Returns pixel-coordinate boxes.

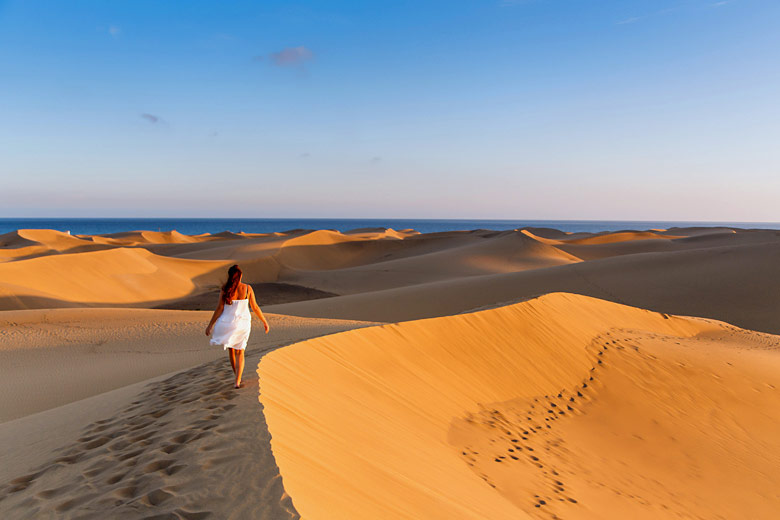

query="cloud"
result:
[108,25,121,37]
[268,46,314,66]
[141,113,160,124]
[616,16,641,25]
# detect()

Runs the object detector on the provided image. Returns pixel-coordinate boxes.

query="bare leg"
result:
[235,350,245,388]
[228,348,237,374]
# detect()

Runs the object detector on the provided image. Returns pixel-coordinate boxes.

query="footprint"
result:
[105,473,127,485]
[174,510,212,520]
[144,459,175,473]
[142,488,174,506]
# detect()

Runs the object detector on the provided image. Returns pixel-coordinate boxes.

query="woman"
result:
[205,265,270,388]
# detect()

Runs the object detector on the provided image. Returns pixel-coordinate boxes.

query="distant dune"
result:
[3,227,780,334]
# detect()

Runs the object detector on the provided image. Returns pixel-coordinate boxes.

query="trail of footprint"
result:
[0,357,254,519]
[453,330,630,517]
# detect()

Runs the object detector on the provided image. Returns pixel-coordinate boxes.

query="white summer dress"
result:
[210,290,251,351]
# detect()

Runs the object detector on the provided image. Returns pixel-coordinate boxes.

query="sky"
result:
[1,0,779,220]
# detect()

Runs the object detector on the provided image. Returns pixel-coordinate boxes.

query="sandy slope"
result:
[0,308,373,519]
[258,293,780,519]
[0,309,368,423]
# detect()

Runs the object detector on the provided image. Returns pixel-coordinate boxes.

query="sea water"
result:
[1,218,778,236]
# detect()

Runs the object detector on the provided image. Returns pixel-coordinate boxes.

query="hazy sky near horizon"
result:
[1,0,779,220]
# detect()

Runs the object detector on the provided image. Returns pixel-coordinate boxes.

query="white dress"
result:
[210,296,251,351]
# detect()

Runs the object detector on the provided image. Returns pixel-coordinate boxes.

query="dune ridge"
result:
[258,293,780,519]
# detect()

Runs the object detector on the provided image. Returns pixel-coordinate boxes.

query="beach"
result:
[1,226,779,519]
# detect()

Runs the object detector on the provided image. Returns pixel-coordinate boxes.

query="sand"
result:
[0,307,373,518]
[258,293,780,519]
[2,225,780,519]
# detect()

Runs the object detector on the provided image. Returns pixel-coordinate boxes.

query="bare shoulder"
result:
[244,283,253,298]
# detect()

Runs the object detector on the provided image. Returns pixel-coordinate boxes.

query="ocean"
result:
[1,218,778,236]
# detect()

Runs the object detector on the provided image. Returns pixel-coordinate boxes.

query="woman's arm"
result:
[247,285,270,333]
[205,291,225,336]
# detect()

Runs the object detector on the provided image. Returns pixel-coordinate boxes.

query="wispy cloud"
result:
[141,113,160,124]
[268,46,314,67]
[498,0,532,6]
[616,1,735,26]
[108,25,121,38]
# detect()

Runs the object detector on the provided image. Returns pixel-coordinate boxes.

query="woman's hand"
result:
[263,321,270,334]
[205,325,213,336]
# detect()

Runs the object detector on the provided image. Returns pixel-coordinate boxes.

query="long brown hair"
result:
[222,264,242,304]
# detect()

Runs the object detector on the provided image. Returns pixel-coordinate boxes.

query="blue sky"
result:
[1,0,779,219]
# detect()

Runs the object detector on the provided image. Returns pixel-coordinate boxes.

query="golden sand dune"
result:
[258,293,780,519]
[0,229,110,262]
[285,230,581,294]
[90,229,205,245]
[344,227,416,239]
[0,247,228,309]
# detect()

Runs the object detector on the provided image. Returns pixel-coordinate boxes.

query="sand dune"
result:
[270,235,780,334]
[0,229,110,262]
[89,229,206,245]
[561,230,678,244]
[0,308,372,518]
[5,226,780,326]
[3,225,780,518]
[284,230,581,295]
[0,248,229,309]
[258,293,780,519]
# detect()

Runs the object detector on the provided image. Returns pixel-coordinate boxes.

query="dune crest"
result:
[258,293,780,519]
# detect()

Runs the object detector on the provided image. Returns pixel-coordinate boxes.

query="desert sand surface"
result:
[4,226,780,333]
[259,293,780,520]
[2,225,780,519]
[0,307,373,518]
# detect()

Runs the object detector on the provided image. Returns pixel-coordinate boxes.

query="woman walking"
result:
[206,265,270,388]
